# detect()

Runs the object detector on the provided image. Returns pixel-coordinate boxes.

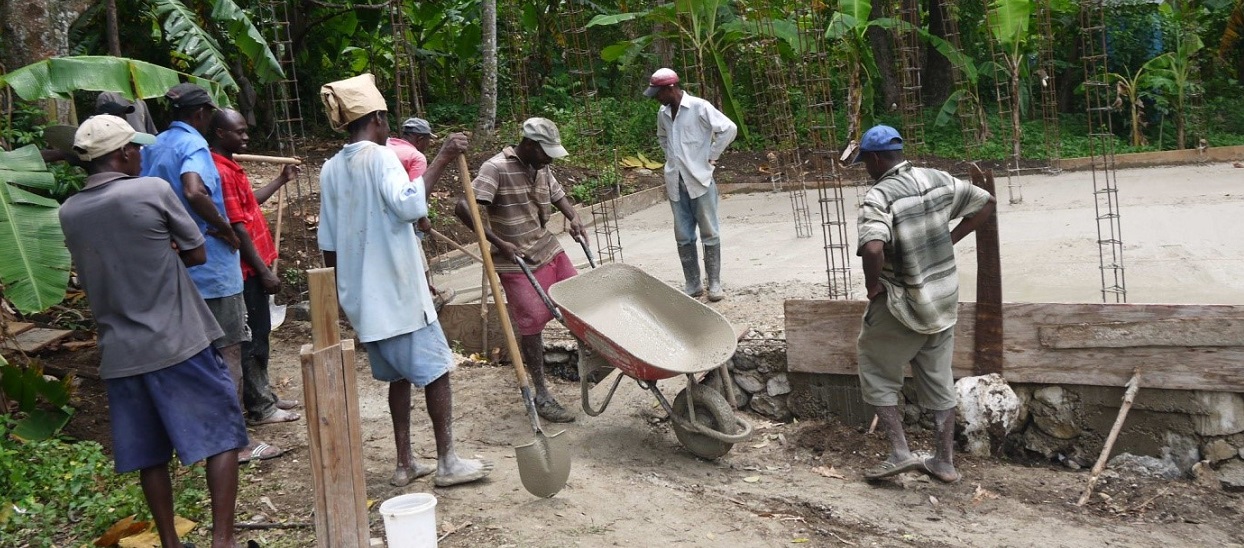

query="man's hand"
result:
[208,226,241,250]
[261,269,282,294]
[867,283,886,301]
[438,132,469,158]
[493,239,524,264]
[568,216,586,242]
[416,217,432,233]
[277,163,301,184]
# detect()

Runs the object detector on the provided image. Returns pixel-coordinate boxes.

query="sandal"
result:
[248,408,301,426]
[238,442,284,464]
[275,399,300,410]
[863,456,924,480]
[921,457,962,484]
[535,399,576,423]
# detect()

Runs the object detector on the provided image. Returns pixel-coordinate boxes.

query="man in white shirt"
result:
[318,73,491,488]
[647,68,737,301]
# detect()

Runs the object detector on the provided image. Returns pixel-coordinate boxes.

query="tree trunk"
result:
[476,0,497,133]
[0,0,94,123]
[866,24,900,112]
[105,0,121,56]
[923,0,953,105]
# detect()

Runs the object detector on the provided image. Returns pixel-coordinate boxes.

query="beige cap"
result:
[73,115,156,161]
[521,117,567,159]
[320,73,388,132]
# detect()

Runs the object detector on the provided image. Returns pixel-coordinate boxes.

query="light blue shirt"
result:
[140,121,242,299]
[318,141,435,343]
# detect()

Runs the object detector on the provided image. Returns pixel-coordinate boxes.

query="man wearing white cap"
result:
[454,117,586,423]
[645,67,737,301]
[318,73,492,488]
[61,115,247,548]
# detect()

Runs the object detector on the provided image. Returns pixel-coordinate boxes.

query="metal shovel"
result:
[458,156,570,498]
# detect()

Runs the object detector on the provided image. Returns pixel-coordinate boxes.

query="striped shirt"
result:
[473,146,566,273]
[857,161,992,334]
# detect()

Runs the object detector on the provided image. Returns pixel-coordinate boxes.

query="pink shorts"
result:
[498,251,578,336]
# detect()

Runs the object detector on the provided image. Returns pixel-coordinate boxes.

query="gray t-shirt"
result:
[60,172,223,379]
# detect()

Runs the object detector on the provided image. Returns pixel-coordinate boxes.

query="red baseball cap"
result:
[644,68,679,98]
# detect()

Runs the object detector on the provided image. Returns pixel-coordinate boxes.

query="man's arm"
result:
[233,222,281,293]
[253,164,299,204]
[422,133,469,196]
[180,245,207,266]
[657,114,670,153]
[552,195,585,242]
[950,197,997,244]
[860,240,887,301]
[455,197,522,262]
[705,105,738,163]
[181,171,240,249]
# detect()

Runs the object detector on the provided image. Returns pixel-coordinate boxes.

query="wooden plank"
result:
[313,344,368,547]
[438,302,507,358]
[785,300,1244,392]
[1039,318,1244,349]
[299,343,329,546]
[971,165,1003,375]
[307,268,340,350]
[339,338,368,547]
[3,321,35,336]
[2,328,74,353]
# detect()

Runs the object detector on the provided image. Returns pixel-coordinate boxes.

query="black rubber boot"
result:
[704,244,723,301]
[678,244,704,297]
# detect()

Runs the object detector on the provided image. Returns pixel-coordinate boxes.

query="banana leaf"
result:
[0,56,229,107]
[0,146,71,314]
[209,0,285,85]
[156,0,237,90]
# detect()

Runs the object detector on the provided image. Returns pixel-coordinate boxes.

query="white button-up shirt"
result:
[657,91,737,201]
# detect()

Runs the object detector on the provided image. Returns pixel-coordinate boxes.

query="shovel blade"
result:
[515,429,571,498]
[269,295,287,330]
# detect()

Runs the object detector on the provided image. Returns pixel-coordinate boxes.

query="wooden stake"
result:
[234,153,302,165]
[271,185,285,271]
[429,227,483,263]
[867,414,879,435]
[969,163,1003,376]
[1077,369,1141,507]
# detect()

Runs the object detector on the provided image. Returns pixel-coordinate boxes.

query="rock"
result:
[766,373,791,397]
[749,393,792,422]
[734,372,765,394]
[1163,432,1202,474]
[902,403,922,427]
[1202,439,1238,463]
[1218,460,1244,492]
[699,370,750,410]
[1022,427,1075,459]
[287,301,311,322]
[1192,460,1219,489]
[955,374,1023,457]
[635,168,653,176]
[543,351,571,365]
[1030,386,1082,440]
[730,382,751,409]
[1192,392,1244,436]
[1107,453,1182,480]
[731,353,758,371]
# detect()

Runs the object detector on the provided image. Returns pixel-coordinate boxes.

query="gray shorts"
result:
[363,321,455,387]
[205,293,251,349]
[856,298,957,410]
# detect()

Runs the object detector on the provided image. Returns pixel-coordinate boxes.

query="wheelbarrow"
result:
[516,243,753,459]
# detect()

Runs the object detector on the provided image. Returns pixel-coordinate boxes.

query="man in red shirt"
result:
[210,109,303,443]
[387,117,454,310]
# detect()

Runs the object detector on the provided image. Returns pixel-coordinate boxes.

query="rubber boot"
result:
[678,244,704,297]
[704,244,724,302]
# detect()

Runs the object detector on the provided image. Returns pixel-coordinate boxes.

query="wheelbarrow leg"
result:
[716,362,739,409]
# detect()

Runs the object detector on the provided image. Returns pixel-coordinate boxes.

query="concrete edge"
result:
[1058,144,1244,172]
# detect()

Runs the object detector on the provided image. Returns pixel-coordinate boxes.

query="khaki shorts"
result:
[856,298,957,410]
[205,293,251,349]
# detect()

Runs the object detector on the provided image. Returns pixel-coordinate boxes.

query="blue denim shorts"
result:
[106,346,249,473]
[363,321,455,387]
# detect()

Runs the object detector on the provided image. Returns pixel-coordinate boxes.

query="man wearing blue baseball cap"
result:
[852,125,996,484]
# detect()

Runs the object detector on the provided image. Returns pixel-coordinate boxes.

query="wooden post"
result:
[1078,369,1142,506]
[969,164,1003,375]
[300,268,368,547]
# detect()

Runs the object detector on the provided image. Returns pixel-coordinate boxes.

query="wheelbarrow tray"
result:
[548,263,737,381]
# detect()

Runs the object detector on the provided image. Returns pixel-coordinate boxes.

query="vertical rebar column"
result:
[937,0,983,156]
[986,4,1023,204]
[561,3,623,264]
[1081,0,1127,303]
[894,0,925,159]
[800,13,852,299]
[753,13,812,238]
[501,0,530,121]
[1036,0,1062,173]
[263,0,318,269]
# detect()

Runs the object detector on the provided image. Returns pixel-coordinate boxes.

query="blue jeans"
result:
[670,178,720,247]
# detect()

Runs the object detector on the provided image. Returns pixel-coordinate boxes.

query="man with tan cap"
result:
[318,73,491,487]
[61,115,246,548]
[645,67,737,301]
[454,117,586,423]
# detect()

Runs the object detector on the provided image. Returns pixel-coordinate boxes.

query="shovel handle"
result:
[515,258,565,324]
[457,156,540,404]
[575,235,597,269]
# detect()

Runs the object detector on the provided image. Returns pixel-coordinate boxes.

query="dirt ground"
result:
[34,158,1244,546]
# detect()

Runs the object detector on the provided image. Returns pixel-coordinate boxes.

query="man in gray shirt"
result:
[60,115,248,548]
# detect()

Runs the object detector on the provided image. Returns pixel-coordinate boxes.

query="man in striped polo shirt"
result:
[853,125,996,483]
[456,118,586,423]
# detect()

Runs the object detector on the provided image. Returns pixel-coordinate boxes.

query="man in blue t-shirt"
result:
[141,83,283,464]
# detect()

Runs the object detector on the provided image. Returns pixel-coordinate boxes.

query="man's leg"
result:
[240,278,282,422]
[139,464,180,548]
[387,379,431,486]
[694,183,724,301]
[911,327,960,483]
[424,373,493,486]
[671,178,702,296]
[522,332,574,422]
[857,299,925,479]
[204,449,239,548]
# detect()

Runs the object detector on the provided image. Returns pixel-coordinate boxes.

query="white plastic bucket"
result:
[379,493,438,548]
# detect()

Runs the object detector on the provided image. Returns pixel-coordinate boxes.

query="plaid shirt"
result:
[472,146,566,273]
[857,161,992,334]
[214,152,278,279]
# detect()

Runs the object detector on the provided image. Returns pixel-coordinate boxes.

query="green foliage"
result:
[0,56,228,106]
[569,164,623,204]
[0,417,209,545]
[0,357,74,442]
[153,0,285,92]
[0,146,71,314]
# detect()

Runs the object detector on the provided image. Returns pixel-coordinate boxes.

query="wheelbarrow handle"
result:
[515,258,565,324]
[575,235,597,269]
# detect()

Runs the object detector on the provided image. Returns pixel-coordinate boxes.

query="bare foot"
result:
[389,461,435,486]
[922,457,961,483]
[433,454,494,487]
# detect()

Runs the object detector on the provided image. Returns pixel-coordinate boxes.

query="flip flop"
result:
[248,408,301,426]
[238,442,284,464]
[863,456,924,480]
[433,460,495,488]
[921,457,962,484]
[275,399,300,410]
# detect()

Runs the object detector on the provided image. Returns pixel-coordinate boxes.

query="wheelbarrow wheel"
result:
[672,384,738,460]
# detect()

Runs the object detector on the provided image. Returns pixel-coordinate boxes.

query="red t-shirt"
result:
[386,137,428,180]
[213,152,278,279]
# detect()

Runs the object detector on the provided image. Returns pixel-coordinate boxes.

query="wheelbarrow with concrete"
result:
[517,245,754,460]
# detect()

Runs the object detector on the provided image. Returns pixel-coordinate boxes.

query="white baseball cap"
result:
[73,115,156,161]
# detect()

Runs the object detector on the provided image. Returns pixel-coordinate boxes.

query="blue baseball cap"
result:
[851,125,904,164]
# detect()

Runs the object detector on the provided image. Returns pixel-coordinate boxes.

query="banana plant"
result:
[1109,54,1171,147]
[825,0,903,141]
[1152,1,1207,149]
[0,56,229,106]
[987,0,1035,165]
[0,146,70,314]
[153,0,284,91]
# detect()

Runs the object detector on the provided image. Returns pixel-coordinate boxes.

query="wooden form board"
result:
[785,300,1244,392]
[438,302,507,359]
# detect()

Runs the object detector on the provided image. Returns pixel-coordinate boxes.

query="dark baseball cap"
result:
[165,83,219,110]
[850,125,904,164]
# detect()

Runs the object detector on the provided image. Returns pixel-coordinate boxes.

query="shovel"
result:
[457,155,571,498]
